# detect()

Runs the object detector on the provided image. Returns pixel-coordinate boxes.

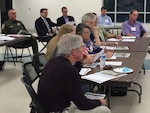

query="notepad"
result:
[121,39,135,42]
[122,36,136,39]
[84,92,106,99]
[105,61,122,66]
[79,68,91,75]
[115,46,129,50]
[81,70,127,84]
[113,53,130,58]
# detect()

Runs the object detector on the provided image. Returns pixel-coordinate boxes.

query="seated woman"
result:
[45,24,95,66]
[45,24,75,61]
[76,23,113,58]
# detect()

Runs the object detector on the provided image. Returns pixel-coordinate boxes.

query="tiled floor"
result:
[0,44,150,113]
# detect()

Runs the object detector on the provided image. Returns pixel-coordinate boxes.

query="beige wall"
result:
[12,0,150,34]
[13,0,102,29]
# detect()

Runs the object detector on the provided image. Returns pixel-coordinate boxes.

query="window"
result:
[103,0,150,23]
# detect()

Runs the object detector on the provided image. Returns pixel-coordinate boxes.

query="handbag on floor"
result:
[111,87,127,96]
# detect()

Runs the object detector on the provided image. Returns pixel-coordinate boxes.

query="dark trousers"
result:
[8,37,38,54]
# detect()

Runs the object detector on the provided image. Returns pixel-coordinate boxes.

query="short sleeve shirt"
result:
[122,20,146,37]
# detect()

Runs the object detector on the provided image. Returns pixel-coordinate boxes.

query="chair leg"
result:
[15,48,17,62]
[142,63,145,74]
[4,46,32,64]
[4,46,16,66]
[27,48,32,61]
[20,48,24,62]
[39,42,48,52]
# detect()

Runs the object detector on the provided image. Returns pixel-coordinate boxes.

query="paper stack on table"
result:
[81,70,127,84]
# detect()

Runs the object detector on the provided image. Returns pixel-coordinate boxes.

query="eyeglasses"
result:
[87,21,95,24]
[75,43,85,50]
[132,13,138,16]
[83,32,91,35]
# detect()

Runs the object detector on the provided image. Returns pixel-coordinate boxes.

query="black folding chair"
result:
[32,53,46,75]
[22,62,45,113]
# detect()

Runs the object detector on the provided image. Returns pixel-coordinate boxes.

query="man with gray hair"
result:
[38,34,111,113]
[82,13,116,46]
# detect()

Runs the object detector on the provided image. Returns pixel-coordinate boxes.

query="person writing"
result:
[37,33,111,113]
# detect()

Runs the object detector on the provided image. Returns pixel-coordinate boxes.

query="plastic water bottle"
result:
[100,50,106,69]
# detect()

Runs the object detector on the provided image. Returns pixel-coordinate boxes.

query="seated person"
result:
[98,6,113,26]
[2,9,38,54]
[37,33,111,113]
[76,23,102,54]
[57,6,76,27]
[76,23,113,58]
[122,9,147,38]
[82,13,118,46]
[35,8,57,42]
[93,12,121,42]
[45,24,94,66]
[45,24,75,61]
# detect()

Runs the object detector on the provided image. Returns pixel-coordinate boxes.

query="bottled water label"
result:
[100,54,106,68]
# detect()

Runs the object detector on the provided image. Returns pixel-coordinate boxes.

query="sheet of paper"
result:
[101,46,129,51]
[113,53,130,58]
[116,46,129,50]
[7,34,31,38]
[105,61,122,66]
[84,92,106,99]
[101,46,116,50]
[121,39,135,42]
[81,70,127,84]
[0,36,15,40]
[79,68,91,75]
[106,38,121,42]
[122,36,136,39]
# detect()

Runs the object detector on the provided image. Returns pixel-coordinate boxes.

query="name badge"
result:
[131,27,136,31]
[105,19,109,23]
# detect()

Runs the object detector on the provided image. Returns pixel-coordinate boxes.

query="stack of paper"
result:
[101,46,129,50]
[122,36,136,39]
[121,36,136,42]
[116,46,129,50]
[101,46,116,50]
[106,38,121,42]
[81,70,127,84]
[105,61,122,66]
[84,92,106,99]
[113,53,130,58]
[121,39,135,42]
